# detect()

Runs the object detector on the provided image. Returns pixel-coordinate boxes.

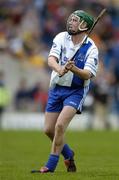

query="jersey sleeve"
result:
[84,46,99,77]
[48,33,63,60]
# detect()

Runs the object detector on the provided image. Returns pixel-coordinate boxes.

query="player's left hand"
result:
[64,60,75,71]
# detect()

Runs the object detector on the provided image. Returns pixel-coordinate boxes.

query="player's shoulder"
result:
[55,31,70,40]
[87,37,98,49]
[87,37,98,53]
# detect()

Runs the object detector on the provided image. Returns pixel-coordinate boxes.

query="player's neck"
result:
[72,33,86,45]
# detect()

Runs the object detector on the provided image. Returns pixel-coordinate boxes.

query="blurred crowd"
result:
[0,0,119,129]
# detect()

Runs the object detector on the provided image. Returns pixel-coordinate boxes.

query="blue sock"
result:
[61,144,73,160]
[45,154,59,172]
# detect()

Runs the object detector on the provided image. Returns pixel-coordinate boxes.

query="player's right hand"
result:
[58,66,68,77]
[58,60,74,77]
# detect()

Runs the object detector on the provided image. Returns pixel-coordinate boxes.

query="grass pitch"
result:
[0,130,119,180]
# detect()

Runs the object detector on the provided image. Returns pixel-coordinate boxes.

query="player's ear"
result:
[78,20,88,31]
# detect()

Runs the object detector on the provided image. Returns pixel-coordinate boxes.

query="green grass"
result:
[0,130,119,180]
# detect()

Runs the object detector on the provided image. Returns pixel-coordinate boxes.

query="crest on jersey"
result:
[75,53,85,62]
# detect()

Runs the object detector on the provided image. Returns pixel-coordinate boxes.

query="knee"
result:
[55,123,64,135]
[44,127,54,138]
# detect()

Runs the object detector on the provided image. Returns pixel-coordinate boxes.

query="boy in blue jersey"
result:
[32,10,99,173]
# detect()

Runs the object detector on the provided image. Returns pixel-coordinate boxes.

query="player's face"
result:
[67,14,88,35]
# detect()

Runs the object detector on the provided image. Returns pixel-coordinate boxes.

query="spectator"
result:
[0,71,10,128]
[91,62,111,129]
[14,78,30,111]
[34,86,48,112]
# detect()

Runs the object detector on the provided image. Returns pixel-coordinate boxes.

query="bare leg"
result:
[44,112,60,140]
[51,106,76,155]
[38,107,77,173]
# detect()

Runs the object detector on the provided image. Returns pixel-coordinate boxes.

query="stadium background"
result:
[0,1,119,180]
[0,0,119,130]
